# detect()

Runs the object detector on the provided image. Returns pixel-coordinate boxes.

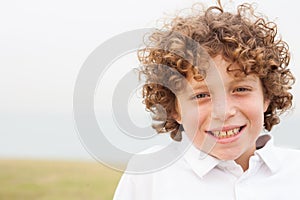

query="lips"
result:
[206,126,245,139]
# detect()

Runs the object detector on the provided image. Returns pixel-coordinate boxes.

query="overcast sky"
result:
[1,0,299,161]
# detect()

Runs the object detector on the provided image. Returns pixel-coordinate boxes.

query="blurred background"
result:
[1,0,299,199]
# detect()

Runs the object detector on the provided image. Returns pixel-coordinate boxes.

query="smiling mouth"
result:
[206,126,245,139]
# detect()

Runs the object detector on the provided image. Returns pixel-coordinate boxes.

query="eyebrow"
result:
[191,84,208,91]
[229,76,258,84]
[189,76,258,91]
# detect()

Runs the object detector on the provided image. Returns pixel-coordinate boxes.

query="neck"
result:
[234,145,256,171]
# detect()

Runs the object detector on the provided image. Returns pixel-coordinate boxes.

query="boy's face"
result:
[175,55,270,161]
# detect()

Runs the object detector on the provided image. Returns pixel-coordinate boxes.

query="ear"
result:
[174,98,182,124]
[263,99,270,112]
[174,113,181,124]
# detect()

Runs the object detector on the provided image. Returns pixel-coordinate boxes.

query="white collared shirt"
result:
[113,134,300,200]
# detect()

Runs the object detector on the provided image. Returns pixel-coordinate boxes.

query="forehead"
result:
[189,74,259,89]
[174,54,262,97]
[184,56,260,90]
[186,54,241,79]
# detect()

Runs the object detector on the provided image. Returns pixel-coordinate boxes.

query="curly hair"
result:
[138,2,295,141]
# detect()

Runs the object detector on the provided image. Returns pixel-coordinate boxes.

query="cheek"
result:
[242,100,265,126]
[180,104,209,135]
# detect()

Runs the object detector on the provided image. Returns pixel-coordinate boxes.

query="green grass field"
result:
[0,159,123,200]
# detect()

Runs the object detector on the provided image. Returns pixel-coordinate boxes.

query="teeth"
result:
[210,127,241,138]
[220,131,227,138]
[232,128,239,134]
[227,130,234,136]
[213,131,220,137]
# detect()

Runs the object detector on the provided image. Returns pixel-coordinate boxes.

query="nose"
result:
[211,94,236,121]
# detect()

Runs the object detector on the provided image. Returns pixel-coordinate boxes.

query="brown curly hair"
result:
[138,2,295,141]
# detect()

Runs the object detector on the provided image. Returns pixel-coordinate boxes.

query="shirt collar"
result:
[183,133,282,178]
[254,134,282,174]
[182,138,220,178]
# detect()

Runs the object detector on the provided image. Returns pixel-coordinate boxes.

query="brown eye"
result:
[234,87,250,92]
[193,93,210,99]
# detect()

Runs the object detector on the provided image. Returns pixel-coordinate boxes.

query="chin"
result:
[212,150,242,161]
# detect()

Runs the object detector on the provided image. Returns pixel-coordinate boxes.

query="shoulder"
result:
[125,142,190,174]
[116,142,193,182]
[274,146,300,170]
[113,145,190,200]
[274,145,300,158]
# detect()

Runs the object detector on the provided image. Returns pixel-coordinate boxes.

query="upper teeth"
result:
[210,128,240,138]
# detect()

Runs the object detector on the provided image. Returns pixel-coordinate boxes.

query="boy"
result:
[114,1,300,199]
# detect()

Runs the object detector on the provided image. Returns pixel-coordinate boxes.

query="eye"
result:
[192,93,210,99]
[234,87,251,93]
